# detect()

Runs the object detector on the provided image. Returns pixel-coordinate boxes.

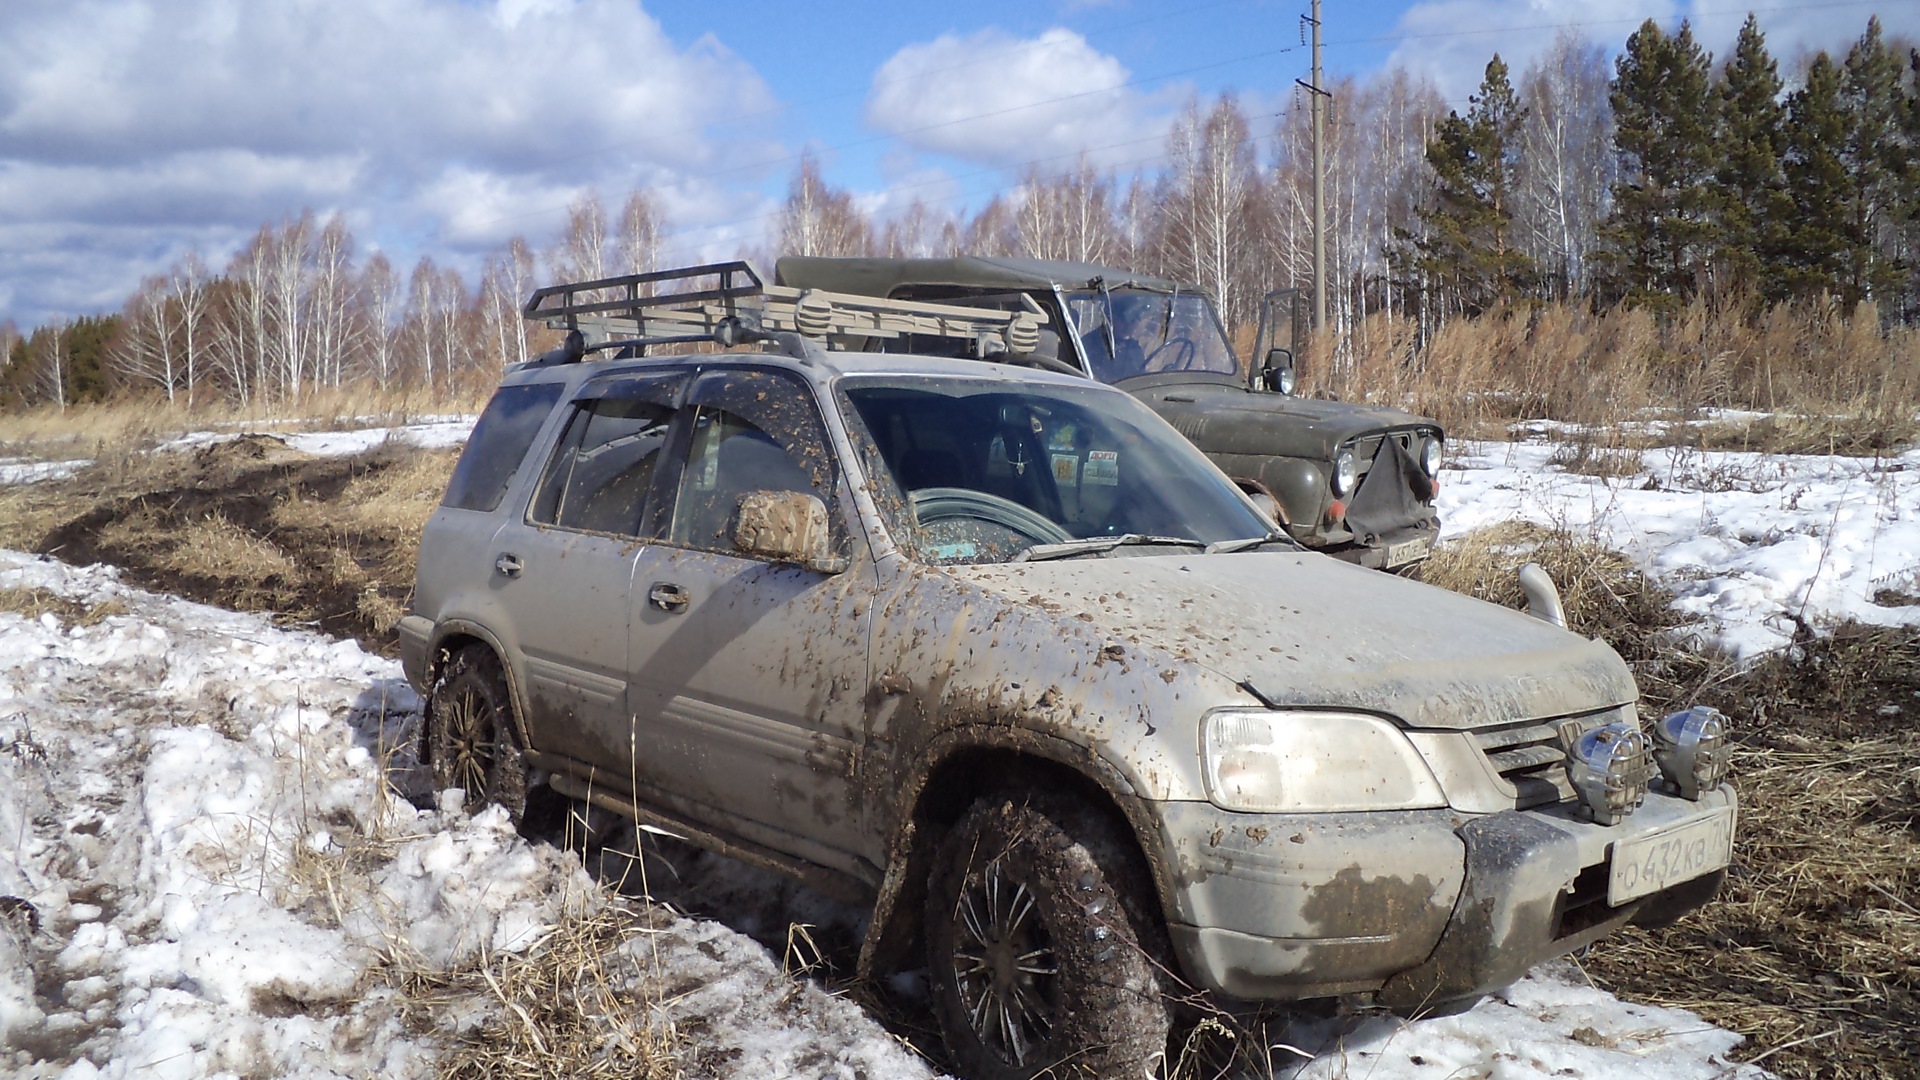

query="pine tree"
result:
[1713,14,1789,301]
[1840,17,1906,304]
[1394,55,1533,317]
[1783,54,1854,300]
[1597,20,1721,308]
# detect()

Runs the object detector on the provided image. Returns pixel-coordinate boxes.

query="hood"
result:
[957,552,1635,731]
[1128,380,1436,460]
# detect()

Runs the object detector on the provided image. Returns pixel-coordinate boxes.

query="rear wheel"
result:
[426,645,530,821]
[926,793,1170,1079]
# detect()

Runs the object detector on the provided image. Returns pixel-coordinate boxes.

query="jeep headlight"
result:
[1561,719,1656,825]
[1420,435,1442,476]
[1201,709,1447,813]
[1652,706,1729,800]
[1331,448,1358,497]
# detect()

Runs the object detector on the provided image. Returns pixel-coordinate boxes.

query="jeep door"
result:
[625,367,874,873]
[489,371,685,772]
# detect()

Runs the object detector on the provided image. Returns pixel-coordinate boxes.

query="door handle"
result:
[648,581,689,613]
[494,553,523,578]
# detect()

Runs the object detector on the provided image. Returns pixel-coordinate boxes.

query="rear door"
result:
[624,367,874,870]
[489,371,686,771]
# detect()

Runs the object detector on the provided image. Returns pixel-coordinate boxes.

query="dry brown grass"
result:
[0,586,127,626]
[0,436,459,652]
[401,900,681,1080]
[1309,298,1920,452]
[1427,525,1920,1078]
[0,382,488,463]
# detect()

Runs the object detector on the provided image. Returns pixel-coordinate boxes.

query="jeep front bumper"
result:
[1154,786,1736,1005]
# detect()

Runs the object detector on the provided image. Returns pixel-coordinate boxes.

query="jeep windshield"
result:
[839,375,1274,565]
[1062,287,1240,383]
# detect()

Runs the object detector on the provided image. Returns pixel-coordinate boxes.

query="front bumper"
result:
[1155,786,1736,1005]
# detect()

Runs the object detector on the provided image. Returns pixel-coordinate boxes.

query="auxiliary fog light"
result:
[1562,720,1655,826]
[1652,706,1729,800]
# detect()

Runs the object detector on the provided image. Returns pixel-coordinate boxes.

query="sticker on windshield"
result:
[1051,453,1079,486]
[932,541,977,561]
[1084,450,1119,486]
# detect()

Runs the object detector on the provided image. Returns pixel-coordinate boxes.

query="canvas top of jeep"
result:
[775,254,1444,572]
[400,262,1736,1080]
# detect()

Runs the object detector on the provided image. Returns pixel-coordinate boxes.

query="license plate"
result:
[1608,806,1735,905]
[1384,536,1433,568]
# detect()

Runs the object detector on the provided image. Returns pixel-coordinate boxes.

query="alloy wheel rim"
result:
[442,687,495,804]
[951,857,1059,1066]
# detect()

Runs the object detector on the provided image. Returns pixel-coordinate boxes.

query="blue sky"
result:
[2,0,1914,329]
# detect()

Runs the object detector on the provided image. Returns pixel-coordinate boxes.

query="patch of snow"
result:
[1439,440,1920,660]
[0,459,88,485]
[0,549,933,1079]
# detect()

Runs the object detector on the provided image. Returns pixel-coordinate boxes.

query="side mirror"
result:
[1261,348,1296,395]
[731,490,847,574]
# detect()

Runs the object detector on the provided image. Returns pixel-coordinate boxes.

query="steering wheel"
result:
[910,487,1074,545]
[1144,336,1198,372]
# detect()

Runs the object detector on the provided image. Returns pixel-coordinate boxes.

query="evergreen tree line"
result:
[3,13,1914,413]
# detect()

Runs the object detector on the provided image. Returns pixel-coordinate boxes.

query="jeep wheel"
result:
[426,646,529,821]
[926,794,1170,1079]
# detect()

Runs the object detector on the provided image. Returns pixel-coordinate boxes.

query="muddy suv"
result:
[400,265,1736,1079]
[776,256,1443,572]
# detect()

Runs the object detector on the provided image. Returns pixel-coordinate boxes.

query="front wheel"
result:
[925,794,1171,1079]
[426,645,530,821]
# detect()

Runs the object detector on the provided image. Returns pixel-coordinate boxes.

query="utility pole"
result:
[1308,0,1327,333]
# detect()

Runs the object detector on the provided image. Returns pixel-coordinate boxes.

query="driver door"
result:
[624,367,874,871]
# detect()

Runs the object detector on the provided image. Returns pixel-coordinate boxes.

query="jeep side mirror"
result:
[1261,348,1296,395]
[731,490,847,574]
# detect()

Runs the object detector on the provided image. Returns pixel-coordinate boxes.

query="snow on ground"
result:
[1439,438,1920,660]
[154,417,475,458]
[0,459,89,485]
[0,550,934,1079]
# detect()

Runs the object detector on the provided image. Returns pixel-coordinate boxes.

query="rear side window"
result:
[442,382,566,512]
[529,374,684,536]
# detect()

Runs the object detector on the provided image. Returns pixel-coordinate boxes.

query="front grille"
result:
[1472,719,1575,808]
[1472,710,1626,809]
[1347,432,1419,482]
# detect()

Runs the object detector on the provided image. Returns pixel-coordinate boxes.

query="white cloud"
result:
[1383,1,1680,105]
[1383,0,1920,106]
[863,28,1181,171]
[0,0,781,326]
[1681,2,1920,79]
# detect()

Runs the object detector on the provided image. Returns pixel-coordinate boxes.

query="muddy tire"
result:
[925,793,1171,1079]
[426,645,529,821]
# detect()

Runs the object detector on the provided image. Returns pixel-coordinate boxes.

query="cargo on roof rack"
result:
[519,260,1054,367]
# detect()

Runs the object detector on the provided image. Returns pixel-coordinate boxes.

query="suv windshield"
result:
[1063,288,1239,382]
[840,375,1270,564]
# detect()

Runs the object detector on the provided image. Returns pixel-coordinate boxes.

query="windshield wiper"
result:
[1204,531,1301,555]
[1015,534,1207,562]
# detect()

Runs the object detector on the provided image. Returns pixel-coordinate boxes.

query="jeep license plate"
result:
[1384,536,1433,568]
[1607,806,1735,905]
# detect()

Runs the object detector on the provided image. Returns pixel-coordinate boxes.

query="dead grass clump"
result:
[1582,625,1920,1079]
[169,513,298,583]
[0,586,127,627]
[404,901,681,1080]
[1547,439,1645,479]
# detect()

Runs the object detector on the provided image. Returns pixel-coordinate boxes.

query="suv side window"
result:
[529,373,684,536]
[667,369,838,554]
[443,382,567,512]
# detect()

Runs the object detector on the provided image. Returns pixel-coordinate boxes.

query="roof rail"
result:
[520,260,1044,364]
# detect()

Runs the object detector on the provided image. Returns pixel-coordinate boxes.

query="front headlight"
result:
[1274,366,1297,395]
[1331,448,1358,496]
[1420,435,1442,476]
[1201,709,1447,813]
